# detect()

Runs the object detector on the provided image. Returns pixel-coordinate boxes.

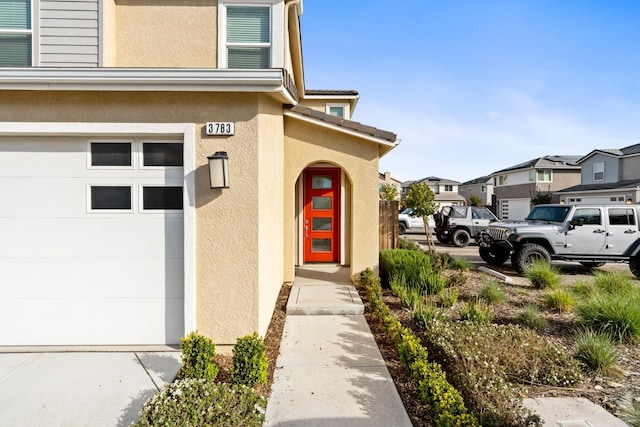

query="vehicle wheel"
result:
[479,246,510,265]
[452,229,471,247]
[399,222,406,234]
[579,262,606,268]
[512,243,551,273]
[630,256,640,279]
[436,232,449,243]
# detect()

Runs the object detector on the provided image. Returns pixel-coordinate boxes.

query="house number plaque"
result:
[206,122,235,136]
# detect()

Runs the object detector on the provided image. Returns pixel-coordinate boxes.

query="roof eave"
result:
[0,68,298,103]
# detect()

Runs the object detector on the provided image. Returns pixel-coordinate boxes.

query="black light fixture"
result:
[208,151,229,189]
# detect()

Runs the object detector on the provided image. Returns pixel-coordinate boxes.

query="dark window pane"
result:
[91,186,131,210]
[91,143,131,166]
[143,187,183,210]
[143,143,183,166]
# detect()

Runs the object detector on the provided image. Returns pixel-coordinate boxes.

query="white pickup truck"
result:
[478,204,640,278]
[398,208,435,234]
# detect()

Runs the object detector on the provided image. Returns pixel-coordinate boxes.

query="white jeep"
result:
[478,204,640,278]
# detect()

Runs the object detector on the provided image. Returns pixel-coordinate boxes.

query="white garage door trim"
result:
[0,122,197,339]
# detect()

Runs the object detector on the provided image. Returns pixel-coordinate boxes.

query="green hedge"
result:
[380,249,445,294]
[360,269,478,427]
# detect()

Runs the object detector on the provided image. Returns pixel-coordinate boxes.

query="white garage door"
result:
[500,199,532,221]
[0,137,184,345]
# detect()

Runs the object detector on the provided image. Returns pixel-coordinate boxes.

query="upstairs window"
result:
[327,104,350,119]
[226,5,270,68]
[0,0,32,67]
[537,169,552,182]
[444,184,453,192]
[593,162,605,182]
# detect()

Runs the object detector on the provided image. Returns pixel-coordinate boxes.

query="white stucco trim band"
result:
[0,122,197,337]
[283,110,398,149]
[0,68,297,103]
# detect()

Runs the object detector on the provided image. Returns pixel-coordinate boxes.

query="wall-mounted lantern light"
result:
[626,198,633,205]
[208,151,229,189]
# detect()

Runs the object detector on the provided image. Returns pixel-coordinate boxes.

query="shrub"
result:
[577,294,640,343]
[401,287,424,310]
[518,304,547,331]
[448,257,471,271]
[429,251,452,272]
[594,271,636,296]
[135,379,265,427]
[447,270,468,287]
[574,328,622,377]
[571,280,597,299]
[544,288,575,313]
[424,321,556,426]
[438,288,459,308]
[420,267,447,295]
[380,249,434,289]
[398,238,422,251]
[459,298,493,324]
[359,269,478,426]
[231,332,268,388]
[622,400,640,427]
[524,260,561,289]
[412,300,444,330]
[479,279,506,304]
[177,331,219,380]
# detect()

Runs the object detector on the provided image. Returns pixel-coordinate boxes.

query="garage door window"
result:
[91,186,132,210]
[143,186,183,210]
[143,143,183,167]
[90,143,132,167]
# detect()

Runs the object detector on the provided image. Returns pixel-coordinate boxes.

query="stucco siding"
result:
[257,96,285,337]
[39,0,99,67]
[115,0,217,67]
[0,90,270,346]
[283,117,379,282]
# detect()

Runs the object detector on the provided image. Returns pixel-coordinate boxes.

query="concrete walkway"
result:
[264,265,412,427]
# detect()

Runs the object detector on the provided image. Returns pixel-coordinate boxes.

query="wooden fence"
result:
[379,200,399,250]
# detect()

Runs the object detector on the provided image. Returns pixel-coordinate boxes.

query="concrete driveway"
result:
[0,351,181,427]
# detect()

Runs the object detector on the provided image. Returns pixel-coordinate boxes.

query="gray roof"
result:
[287,105,396,142]
[460,175,492,186]
[577,143,640,163]
[416,176,461,185]
[556,178,640,193]
[493,155,582,174]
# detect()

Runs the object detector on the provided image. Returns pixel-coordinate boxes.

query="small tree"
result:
[405,182,438,252]
[379,183,399,202]
[469,194,483,207]
[530,190,552,205]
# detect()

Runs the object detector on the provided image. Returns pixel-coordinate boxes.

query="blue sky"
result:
[299,0,640,183]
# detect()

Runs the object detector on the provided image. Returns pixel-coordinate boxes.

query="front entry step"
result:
[286,284,364,315]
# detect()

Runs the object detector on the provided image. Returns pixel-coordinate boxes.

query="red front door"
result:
[303,168,341,263]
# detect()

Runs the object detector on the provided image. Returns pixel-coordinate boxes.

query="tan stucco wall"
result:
[102,1,117,66]
[115,0,217,67]
[0,90,284,345]
[283,117,380,281]
[622,156,640,181]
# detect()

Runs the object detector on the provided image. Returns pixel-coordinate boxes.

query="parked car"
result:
[478,204,640,278]
[433,206,498,247]
[398,208,435,234]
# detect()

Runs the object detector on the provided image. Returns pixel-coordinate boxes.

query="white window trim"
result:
[0,0,37,66]
[217,0,284,69]
[87,183,135,214]
[326,103,350,119]
[1,121,197,337]
[593,162,605,182]
[139,184,184,214]
[87,139,135,170]
[139,140,184,170]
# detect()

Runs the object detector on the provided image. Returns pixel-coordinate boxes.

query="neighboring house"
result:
[491,155,582,220]
[378,171,402,201]
[459,176,494,206]
[0,0,398,349]
[556,143,640,205]
[401,176,466,207]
